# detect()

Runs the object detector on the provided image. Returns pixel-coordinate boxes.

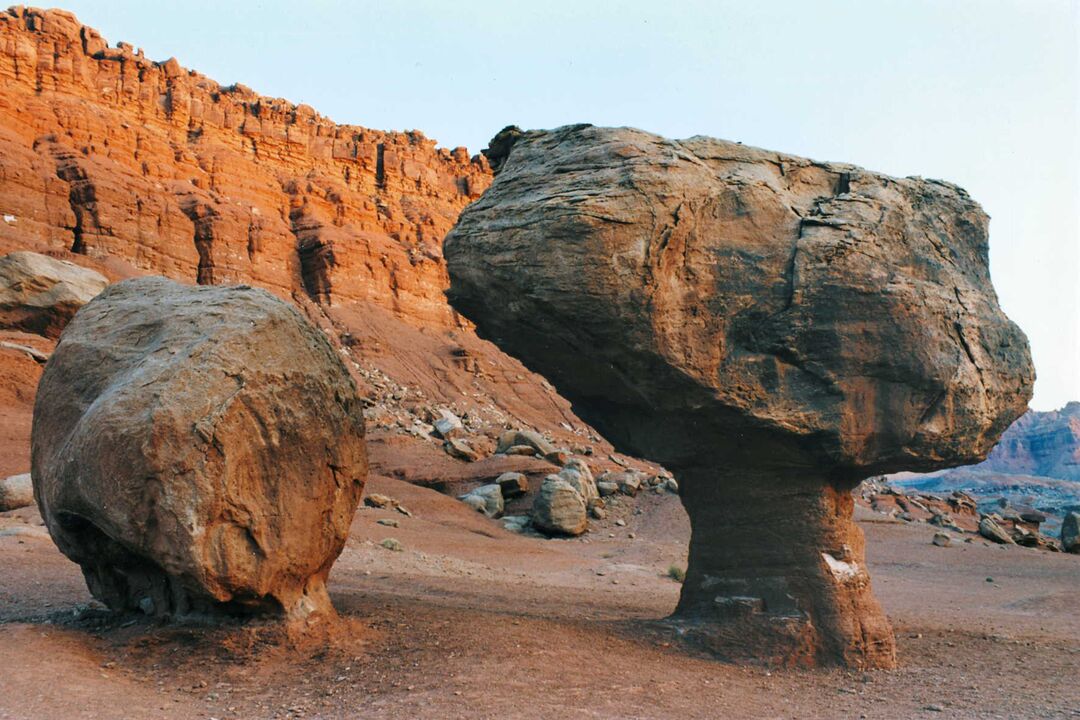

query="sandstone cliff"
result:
[0,7,613,479]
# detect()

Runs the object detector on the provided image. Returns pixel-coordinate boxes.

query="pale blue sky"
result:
[57,0,1079,409]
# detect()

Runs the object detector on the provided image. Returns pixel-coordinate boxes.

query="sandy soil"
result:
[1,475,1077,720]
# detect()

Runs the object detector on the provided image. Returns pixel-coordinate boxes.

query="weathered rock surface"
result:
[446,124,1034,667]
[531,476,587,536]
[1062,512,1080,554]
[458,484,504,518]
[978,517,1014,545]
[0,250,107,337]
[31,277,367,620]
[0,472,32,510]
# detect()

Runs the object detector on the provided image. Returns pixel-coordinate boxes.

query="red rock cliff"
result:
[0,6,491,327]
[0,7,618,481]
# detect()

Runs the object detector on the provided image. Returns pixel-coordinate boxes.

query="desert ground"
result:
[3,474,1077,720]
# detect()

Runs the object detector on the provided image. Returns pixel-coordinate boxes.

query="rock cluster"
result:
[31,277,367,620]
[446,124,1034,668]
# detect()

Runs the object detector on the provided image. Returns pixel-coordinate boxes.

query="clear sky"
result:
[56,0,1080,410]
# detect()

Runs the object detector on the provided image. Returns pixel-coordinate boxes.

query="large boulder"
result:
[0,251,108,337]
[31,277,367,620]
[446,125,1034,668]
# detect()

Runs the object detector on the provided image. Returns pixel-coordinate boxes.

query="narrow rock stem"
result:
[672,468,897,668]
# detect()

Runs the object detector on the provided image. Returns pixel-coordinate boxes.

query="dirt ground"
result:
[1,474,1078,720]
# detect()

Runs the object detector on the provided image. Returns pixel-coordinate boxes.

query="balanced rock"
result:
[531,476,587,536]
[31,277,367,620]
[0,251,107,337]
[446,124,1034,668]
[1062,512,1080,554]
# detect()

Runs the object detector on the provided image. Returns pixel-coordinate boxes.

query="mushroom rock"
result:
[444,125,1034,668]
[31,277,367,621]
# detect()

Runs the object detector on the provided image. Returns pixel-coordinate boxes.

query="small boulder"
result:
[432,410,462,439]
[558,459,598,502]
[0,251,108,338]
[496,429,555,456]
[597,480,619,497]
[503,444,537,456]
[978,516,1014,545]
[495,471,529,499]
[444,437,481,462]
[0,473,33,511]
[611,471,643,497]
[458,484,504,518]
[1059,512,1079,553]
[460,494,487,514]
[531,477,587,536]
[931,532,951,547]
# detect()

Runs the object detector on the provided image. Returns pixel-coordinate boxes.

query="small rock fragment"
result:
[0,473,33,511]
[457,484,504,518]
[931,532,951,547]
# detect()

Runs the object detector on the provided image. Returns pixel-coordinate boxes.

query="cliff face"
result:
[975,403,1080,481]
[0,7,612,479]
[0,6,490,326]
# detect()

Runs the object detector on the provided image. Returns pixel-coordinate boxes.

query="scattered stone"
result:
[932,532,951,547]
[544,450,569,466]
[597,481,619,497]
[376,518,399,528]
[0,251,108,338]
[496,429,555,456]
[662,477,679,494]
[444,437,481,462]
[457,484,504,518]
[614,518,626,527]
[432,410,462,439]
[1061,512,1080,554]
[380,538,403,552]
[495,472,529,499]
[612,472,643,497]
[979,516,1014,545]
[501,515,531,533]
[365,494,394,509]
[0,473,33,511]
[558,459,598,502]
[446,123,1034,668]
[31,278,367,620]
[590,505,606,520]
[459,494,487,514]
[531,477,587,536]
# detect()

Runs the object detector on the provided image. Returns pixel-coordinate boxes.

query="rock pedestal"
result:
[445,124,1034,667]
